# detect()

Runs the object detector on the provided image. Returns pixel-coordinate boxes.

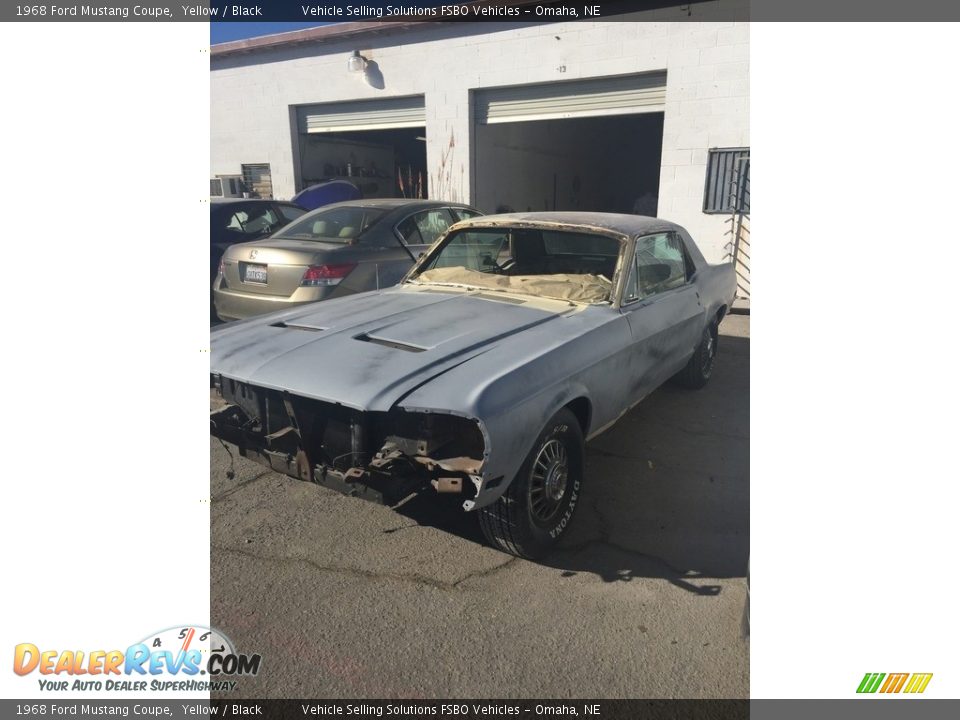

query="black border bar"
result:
[5,699,960,719]
[7,0,960,23]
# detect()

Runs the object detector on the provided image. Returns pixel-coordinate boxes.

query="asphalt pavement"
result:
[210,314,749,698]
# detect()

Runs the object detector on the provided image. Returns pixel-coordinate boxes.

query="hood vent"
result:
[354,333,426,353]
[474,292,527,305]
[271,321,326,332]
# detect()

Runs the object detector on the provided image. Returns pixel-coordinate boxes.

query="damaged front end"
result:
[210,374,487,507]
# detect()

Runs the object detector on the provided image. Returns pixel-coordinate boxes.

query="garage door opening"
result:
[295,97,427,200]
[298,128,427,200]
[473,73,666,216]
[474,113,663,215]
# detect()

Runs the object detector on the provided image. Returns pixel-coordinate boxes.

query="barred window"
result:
[703,148,750,214]
[241,163,273,199]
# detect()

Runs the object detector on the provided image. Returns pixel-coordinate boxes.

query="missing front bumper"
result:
[210,381,486,507]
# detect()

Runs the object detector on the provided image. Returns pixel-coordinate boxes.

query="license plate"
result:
[243,263,267,284]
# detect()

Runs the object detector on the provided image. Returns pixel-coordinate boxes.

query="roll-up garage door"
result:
[297,96,426,134]
[475,71,667,125]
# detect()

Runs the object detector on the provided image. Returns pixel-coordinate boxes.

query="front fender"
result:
[396,309,629,511]
[398,380,592,511]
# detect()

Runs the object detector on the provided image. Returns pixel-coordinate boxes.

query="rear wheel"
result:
[673,323,718,389]
[478,408,584,559]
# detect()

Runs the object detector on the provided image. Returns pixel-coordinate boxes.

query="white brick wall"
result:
[660,22,749,262]
[211,18,749,263]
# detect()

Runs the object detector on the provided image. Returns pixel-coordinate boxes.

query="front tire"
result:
[673,323,718,389]
[478,408,584,559]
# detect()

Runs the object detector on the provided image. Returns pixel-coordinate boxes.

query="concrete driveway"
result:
[210,314,749,698]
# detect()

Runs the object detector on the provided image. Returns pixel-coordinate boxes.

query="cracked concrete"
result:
[212,544,519,592]
[211,314,749,698]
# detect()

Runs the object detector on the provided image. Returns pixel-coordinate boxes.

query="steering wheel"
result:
[482,255,508,274]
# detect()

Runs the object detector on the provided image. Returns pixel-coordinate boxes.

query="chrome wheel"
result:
[528,439,569,523]
[478,408,584,559]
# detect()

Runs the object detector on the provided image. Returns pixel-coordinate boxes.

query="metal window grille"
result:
[703,148,750,214]
[241,163,273,199]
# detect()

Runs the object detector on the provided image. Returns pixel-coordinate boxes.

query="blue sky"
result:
[209,0,452,44]
[210,22,330,44]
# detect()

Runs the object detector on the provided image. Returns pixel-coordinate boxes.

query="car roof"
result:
[210,198,304,215]
[210,198,278,205]
[451,211,684,236]
[317,198,476,211]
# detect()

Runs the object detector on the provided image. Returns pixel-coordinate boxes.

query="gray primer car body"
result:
[210,213,735,519]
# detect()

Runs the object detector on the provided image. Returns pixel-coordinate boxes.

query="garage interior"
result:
[473,71,667,216]
[295,97,427,199]
[474,113,663,215]
[293,75,667,213]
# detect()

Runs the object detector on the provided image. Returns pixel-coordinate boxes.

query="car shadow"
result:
[392,329,750,593]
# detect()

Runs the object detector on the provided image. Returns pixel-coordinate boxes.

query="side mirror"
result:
[418,252,425,259]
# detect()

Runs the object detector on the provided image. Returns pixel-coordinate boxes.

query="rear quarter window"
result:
[450,208,482,222]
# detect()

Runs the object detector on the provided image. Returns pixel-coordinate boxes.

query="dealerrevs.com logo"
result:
[13,625,261,693]
[857,673,933,694]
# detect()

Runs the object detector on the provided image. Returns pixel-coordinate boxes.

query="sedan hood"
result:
[210,287,573,411]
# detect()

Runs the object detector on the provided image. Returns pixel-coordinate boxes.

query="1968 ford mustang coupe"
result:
[210,213,736,558]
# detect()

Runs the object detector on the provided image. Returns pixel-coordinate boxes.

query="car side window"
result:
[276,204,306,222]
[243,207,279,234]
[397,210,454,247]
[225,206,279,236]
[414,210,454,245]
[633,233,689,299]
[225,210,248,231]
[450,208,482,222]
[396,216,423,245]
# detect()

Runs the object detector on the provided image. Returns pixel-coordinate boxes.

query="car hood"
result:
[210,287,575,411]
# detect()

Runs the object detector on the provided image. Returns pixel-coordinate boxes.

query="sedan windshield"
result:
[275,206,387,243]
[409,227,621,304]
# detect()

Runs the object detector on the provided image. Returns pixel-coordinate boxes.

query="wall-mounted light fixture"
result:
[347,50,368,74]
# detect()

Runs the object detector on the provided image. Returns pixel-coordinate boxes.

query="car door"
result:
[324,207,448,297]
[387,207,460,282]
[619,232,705,402]
[329,207,469,297]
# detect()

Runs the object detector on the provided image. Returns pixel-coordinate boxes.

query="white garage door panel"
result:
[298,96,426,133]
[476,72,667,124]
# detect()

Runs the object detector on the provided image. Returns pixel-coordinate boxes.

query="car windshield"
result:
[275,206,387,243]
[409,227,622,304]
